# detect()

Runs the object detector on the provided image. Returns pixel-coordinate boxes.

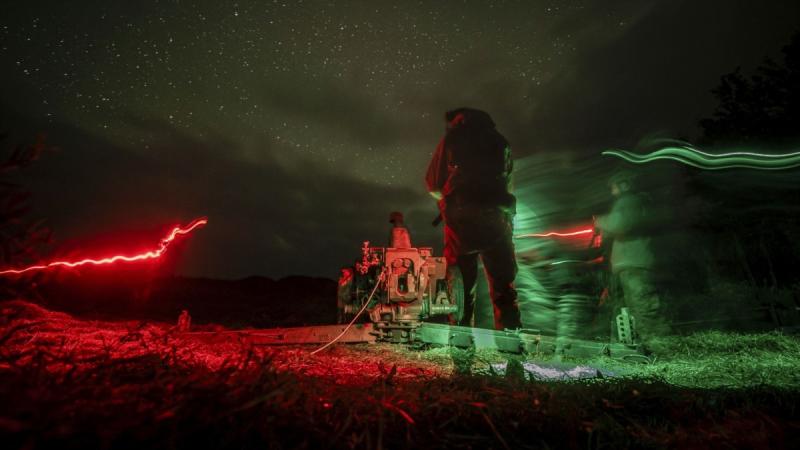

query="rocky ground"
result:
[1,299,799,449]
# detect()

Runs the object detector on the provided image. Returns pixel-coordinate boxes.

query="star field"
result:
[1,1,615,185]
[1,0,798,278]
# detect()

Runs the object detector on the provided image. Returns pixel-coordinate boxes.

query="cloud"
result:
[10,111,440,279]
[259,73,426,149]
[517,0,800,153]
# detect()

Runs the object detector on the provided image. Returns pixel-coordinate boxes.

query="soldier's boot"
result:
[494,303,522,330]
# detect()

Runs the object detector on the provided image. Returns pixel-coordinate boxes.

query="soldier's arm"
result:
[594,195,639,237]
[425,137,448,200]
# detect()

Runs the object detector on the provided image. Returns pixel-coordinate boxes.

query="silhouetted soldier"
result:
[176,310,192,332]
[425,108,521,330]
[336,267,354,324]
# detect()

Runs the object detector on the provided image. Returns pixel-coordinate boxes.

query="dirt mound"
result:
[0,299,73,324]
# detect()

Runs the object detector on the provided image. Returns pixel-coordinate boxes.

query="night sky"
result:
[1,0,798,279]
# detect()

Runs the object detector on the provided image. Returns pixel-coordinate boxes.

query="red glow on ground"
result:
[1,300,445,386]
[0,217,208,276]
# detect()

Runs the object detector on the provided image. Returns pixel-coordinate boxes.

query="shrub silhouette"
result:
[700,31,800,147]
[0,132,52,297]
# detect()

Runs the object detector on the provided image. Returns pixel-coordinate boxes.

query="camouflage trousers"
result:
[612,268,671,340]
[442,203,520,330]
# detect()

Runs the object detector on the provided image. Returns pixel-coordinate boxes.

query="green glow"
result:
[420,330,800,389]
[603,145,800,170]
[549,260,586,266]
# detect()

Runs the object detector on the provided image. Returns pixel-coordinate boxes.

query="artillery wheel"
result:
[447,265,465,324]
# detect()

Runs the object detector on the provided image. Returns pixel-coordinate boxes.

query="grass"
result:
[631,331,800,389]
[1,299,799,449]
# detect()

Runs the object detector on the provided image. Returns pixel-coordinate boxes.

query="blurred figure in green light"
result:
[594,169,671,341]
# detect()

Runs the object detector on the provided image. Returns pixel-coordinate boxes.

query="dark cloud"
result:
[518,0,800,153]
[1,0,798,279]
[260,74,419,149]
[8,111,440,279]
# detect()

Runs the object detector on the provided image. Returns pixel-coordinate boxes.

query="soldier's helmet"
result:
[389,211,404,224]
[608,169,638,193]
[445,107,495,130]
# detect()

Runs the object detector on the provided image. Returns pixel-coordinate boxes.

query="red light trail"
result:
[0,217,208,276]
[516,228,594,239]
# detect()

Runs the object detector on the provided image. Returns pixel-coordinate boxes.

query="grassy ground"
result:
[1,300,799,449]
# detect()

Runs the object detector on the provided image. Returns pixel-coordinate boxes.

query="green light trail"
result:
[549,260,586,266]
[603,145,800,170]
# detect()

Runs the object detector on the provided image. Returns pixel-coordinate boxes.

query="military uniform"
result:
[595,184,670,339]
[425,108,521,330]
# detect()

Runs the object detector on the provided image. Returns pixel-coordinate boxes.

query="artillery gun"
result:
[337,241,463,342]
[189,226,645,360]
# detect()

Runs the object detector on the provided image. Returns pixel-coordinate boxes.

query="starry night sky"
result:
[1,0,798,279]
